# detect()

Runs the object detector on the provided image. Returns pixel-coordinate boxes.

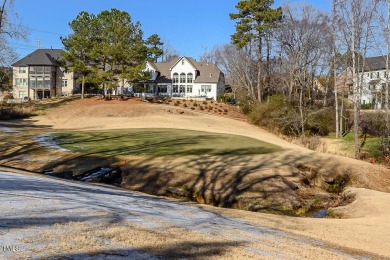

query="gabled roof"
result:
[153,57,180,81]
[12,49,64,67]
[147,57,223,84]
[169,56,198,71]
[146,61,159,72]
[363,56,389,71]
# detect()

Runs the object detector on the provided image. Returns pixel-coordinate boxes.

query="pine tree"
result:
[61,11,97,99]
[145,34,164,62]
[230,0,282,102]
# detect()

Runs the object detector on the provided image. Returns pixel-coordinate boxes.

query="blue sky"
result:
[10,0,330,61]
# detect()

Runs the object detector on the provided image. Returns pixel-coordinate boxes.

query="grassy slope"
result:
[328,132,382,159]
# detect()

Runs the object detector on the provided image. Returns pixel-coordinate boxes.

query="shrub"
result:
[203,101,207,105]
[217,93,236,104]
[183,103,188,107]
[306,108,335,136]
[193,103,198,107]
[0,105,34,120]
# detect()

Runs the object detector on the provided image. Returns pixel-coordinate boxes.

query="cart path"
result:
[0,171,371,259]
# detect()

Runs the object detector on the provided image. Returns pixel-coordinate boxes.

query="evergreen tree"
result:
[62,9,149,97]
[61,11,97,99]
[230,0,282,102]
[145,34,164,62]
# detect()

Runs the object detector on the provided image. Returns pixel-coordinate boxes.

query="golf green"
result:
[53,128,281,156]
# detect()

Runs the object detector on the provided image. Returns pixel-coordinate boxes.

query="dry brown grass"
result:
[21,220,257,259]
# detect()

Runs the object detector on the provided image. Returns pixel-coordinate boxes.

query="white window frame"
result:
[18,67,27,73]
[16,78,27,87]
[62,79,68,87]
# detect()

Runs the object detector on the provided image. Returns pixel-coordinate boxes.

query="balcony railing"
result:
[30,85,51,90]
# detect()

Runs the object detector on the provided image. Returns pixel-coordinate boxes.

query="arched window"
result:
[187,73,193,83]
[180,73,186,83]
[173,73,178,83]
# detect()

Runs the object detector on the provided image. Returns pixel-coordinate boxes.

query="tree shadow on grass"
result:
[0,123,349,215]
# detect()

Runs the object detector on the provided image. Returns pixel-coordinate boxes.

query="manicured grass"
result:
[329,132,383,159]
[53,128,281,156]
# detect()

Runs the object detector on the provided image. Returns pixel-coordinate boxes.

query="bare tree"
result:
[335,0,379,159]
[0,0,27,66]
[275,4,331,135]
[213,44,257,103]
[161,40,180,63]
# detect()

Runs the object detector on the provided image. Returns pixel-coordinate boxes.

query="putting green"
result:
[53,128,281,156]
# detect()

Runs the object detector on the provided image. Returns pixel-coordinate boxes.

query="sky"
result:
[10,0,330,62]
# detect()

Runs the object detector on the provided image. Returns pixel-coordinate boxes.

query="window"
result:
[36,77,43,88]
[158,85,167,93]
[370,72,373,79]
[182,59,184,65]
[180,73,186,83]
[187,85,193,93]
[44,77,51,88]
[62,79,68,87]
[18,67,27,73]
[377,72,380,79]
[36,66,44,74]
[19,91,26,98]
[201,85,212,92]
[30,77,36,88]
[179,85,185,93]
[15,78,27,87]
[385,71,388,78]
[173,85,179,93]
[173,73,179,83]
[29,66,35,73]
[45,66,51,74]
[187,73,193,83]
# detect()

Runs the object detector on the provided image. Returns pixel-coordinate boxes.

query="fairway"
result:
[53,128,281,156]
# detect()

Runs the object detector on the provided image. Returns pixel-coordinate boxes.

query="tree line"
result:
[198,0,390,159]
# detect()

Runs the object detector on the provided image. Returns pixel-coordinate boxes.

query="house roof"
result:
[149,57,223,84]
[169,57,198,71]
[12,49,64,67]
[153,58,180,81]
[147,61,159,72]
[363,55,389,71]
[193,62,222,83]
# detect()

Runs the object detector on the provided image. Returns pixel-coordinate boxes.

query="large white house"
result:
[358,55,389,109]
[139,56,225,100]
